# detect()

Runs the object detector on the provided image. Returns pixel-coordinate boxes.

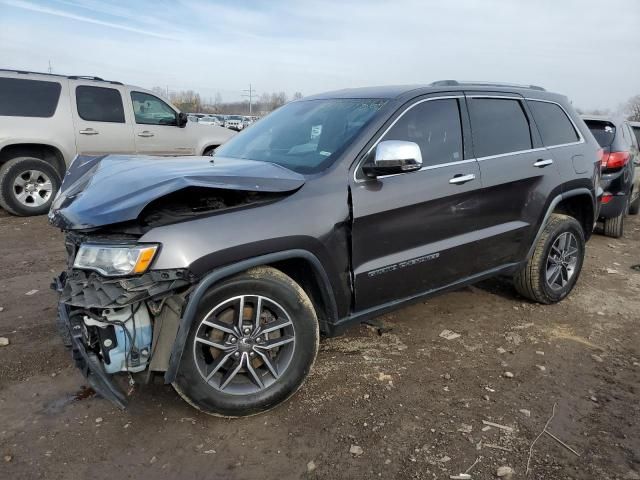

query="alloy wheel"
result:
[12,170,53,207]
[193,295,296,395]
[546,232,579,291]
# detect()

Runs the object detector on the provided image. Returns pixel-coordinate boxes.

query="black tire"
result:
[514,213,585,304]
[173,267,319,417]
[629,191,640,215]
[0,157,61,216]
[203,146,218,156]
[602,198,627,238]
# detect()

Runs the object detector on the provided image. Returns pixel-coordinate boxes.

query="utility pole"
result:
[48,60,52,74]
[241,84,256,115]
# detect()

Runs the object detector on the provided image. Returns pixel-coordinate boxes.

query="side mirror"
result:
[177,112,188,128]
[362,140,423,177]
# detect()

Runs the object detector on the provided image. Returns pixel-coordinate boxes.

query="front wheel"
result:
[173,267,319,417]
[514,213,585,304]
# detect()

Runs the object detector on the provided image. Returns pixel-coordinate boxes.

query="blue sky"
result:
[1,0,639,109]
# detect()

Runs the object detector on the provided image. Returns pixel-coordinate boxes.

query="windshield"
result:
[215,98,386,174]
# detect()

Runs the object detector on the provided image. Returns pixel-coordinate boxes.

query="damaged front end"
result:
[50,154,305,407]
[53,232,195,408]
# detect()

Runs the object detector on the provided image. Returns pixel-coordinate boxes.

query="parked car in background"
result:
[582,115,640,237]
[242,116,254,128]
[51,81,600,416]
[198,116,222,127]
[225,115,244,131]
[630,121,640,146]
[0,69,236,216]
[187,115,199,123]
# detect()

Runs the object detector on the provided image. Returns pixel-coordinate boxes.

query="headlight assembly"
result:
[73,244,159,276]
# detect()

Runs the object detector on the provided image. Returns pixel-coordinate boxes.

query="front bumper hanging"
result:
[54,275,128,409]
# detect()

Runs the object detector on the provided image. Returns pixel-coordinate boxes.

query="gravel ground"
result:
[0,210,639,480]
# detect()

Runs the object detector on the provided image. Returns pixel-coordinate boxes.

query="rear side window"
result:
[76,86,125,123]
[382,98,464,167]
[584,120,615,148]
[0,78,61,117]
[528,100,579,146]
[468,98,532,158]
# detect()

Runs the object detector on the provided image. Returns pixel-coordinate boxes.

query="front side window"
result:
[468,98,532,158]
[381,98,464,167]
[0,78,62,118]
[528,100,579,146]
[131,91,177,125]
[215,99,386,174]
[76,86,125,123]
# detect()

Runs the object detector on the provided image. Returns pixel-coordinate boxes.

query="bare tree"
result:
[624,95,640,122]
[293,91,303,100]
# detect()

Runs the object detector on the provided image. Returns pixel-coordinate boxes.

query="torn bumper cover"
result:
[57,301,128,409]
[53,268,193,409]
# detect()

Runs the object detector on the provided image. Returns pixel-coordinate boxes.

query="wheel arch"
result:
[526,188,596,260]
[165,249,338,383]
[553,191,595,241]
[0,143,67,177]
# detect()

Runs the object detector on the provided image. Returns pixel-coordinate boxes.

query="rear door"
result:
[69,81,136,155]
[465,93,561,268]
[127,90,195,155]
[350,94,485,311]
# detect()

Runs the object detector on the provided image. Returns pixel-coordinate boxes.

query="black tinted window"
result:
[76,86,125,123]
[528,100,579,146]
[382,99,463,166]
[584,120,615,148]
[0,78,61,117]
[468,98,532,157]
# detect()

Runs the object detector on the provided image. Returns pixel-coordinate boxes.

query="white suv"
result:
[0,69,236,216]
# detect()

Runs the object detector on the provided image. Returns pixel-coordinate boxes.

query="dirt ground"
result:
[0,210,639,480]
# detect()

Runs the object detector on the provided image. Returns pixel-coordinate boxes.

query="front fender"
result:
[164,249,338,383]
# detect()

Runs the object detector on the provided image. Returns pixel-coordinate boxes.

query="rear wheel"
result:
[629,191,639,215]
[514,214,585,304]
[602,198,627,238]
[0,157,61,216]
[173,267,319,417]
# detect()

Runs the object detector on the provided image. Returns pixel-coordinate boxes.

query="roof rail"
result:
[430,80,546,91]
[0,69,122,85]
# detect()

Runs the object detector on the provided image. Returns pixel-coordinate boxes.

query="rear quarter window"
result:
[0,77,62,117]
[528,100,579,146]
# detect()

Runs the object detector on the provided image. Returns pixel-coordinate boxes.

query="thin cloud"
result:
[0,0,178,40]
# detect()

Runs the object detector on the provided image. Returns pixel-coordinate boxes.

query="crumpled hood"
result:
[48,155,305,230]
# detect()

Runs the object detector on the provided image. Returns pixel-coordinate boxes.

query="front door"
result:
[350,95,484,311]
[127,90,194,155]
[69,81,136,155]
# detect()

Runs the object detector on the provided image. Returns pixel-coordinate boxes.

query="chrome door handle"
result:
[137,131,154,138]
[79,128,99,135]
[449,173,476,185]
[533,159,553,168]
